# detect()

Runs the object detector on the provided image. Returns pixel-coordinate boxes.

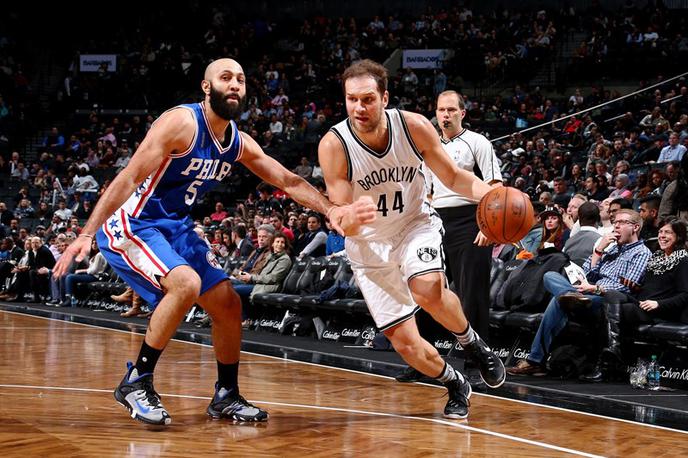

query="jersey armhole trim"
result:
[234,123,244,162]
[169,105,198,158]
[396,109,424,162]
[330,127,352,182]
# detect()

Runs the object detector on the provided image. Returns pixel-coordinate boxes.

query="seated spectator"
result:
[28,236,57,302]
[657,132,686,163]
[42,127,65,154]
[231,224,254,258]
[238,233,293,326]
[71,168,99,201]
[659,154,688,221]
[294,213,327,259]
[507,209,651,376]
[563,202,602,267]
[537,206,569,252]
[325,218,345,257]
[210,202,228,223]
[582,218,688,382]
[564,194,587,237]
[552,177,572,208]
[255,182,283,215]
[520,201,545,253]
[0,202,13,226]
[0,238,24,292]
[639,195,661,242]
[235,224,275,278]
[13,198,35,219]
[293,157,313,180]
[54,200,73,221]
[269,212,294,241]
[608,174,632,199]
[55,239,107,307]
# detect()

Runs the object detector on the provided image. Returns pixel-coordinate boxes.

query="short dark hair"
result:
[639,195,661,210]
[577,202,600,227]
[271,212,284,222]
[256,182,273,194]
[610,198,633,209]
[658,217,687,249]
[342,59,388,96]
[232,225,247,239]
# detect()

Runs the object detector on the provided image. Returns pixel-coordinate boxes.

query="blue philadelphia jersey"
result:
[119,102,242,221]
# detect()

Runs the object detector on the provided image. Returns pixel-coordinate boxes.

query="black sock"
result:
[217,361,239,391]
[134,340,163,375]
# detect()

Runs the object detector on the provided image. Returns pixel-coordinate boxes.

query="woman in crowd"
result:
[582,218,688,382]
[608,173,632,199]
[538,206,570,251]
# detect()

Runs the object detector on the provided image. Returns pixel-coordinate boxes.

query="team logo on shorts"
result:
[206,251,222,270]
[417,247,438,263]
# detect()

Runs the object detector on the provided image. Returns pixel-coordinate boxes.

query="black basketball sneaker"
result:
[207,383,269,422]
[443,376,472,419]
[114,362,171,426]
[462,336,507,388]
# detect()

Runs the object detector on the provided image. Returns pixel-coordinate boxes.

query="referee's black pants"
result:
[437,205,492,344]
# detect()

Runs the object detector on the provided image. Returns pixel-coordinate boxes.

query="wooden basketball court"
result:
[1,310,687,457]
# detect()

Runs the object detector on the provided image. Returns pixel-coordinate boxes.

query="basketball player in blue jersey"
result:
[319,60,506,419]
[54,58,376,426]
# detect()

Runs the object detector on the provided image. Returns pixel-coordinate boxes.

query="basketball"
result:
[476,187,535,244]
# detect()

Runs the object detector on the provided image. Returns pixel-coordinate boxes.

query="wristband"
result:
[594,248,604,256]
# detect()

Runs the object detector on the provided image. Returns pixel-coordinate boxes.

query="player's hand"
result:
[328,196,377,236]
[473,230,492,247]
[53,234,92,278]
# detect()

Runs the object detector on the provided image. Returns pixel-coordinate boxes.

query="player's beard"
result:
[209,84,245,120]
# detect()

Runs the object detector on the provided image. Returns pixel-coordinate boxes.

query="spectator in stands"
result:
[552,177,572,208]
[325,217,345,257]
[609,198,634,223]
[236,224,274,276]
[42,127,65,154]
[584,175,610,202]
[54,200,73,221]
[28,236,56,302]
[293,156,313,180]
[563,202,602,267]
[241,232,293,326]
[582,218,688,382]
[210,202,228,223]
[639,195,661,241]
[11,162,29,181]
[57,239,107,307]
[269,213,294,241]
[0,202,13,226]
[295,213,327,259]
[71,168,99,201]
[507,209,651,376]
[520,201,545,254]
[13,198,35,219]
[608,174,632,199]
[0,239,31,301]
[538,206,569,251]
[564,194,587,236]
[657,132,686,163]
[659,155,688,221]
[0,238,24,293]
[255,182,283,215]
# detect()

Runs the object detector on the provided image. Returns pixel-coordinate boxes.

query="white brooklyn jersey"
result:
[429,129,502,208]
[330,109,431,240]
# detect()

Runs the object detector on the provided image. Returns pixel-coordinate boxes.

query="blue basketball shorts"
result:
[96,209,227,308]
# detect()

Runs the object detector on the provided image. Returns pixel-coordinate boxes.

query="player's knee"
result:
[410,278,444,309]
[168,272,201,303]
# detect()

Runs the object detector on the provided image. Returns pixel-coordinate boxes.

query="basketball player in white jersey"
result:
[319,60,506,419]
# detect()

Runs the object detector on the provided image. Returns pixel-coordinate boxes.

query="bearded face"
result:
[208,83,245,120]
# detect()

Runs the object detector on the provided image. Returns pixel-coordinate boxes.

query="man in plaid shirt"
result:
[507,209,651,375]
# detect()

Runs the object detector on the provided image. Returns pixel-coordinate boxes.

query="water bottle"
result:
[647,355,661,390]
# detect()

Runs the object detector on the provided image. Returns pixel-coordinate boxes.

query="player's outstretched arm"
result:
[53,109,195,277]
[403,111,492,202]
[239,132,375,235]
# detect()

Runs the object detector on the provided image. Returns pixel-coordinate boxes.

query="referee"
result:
[431,90,502,345]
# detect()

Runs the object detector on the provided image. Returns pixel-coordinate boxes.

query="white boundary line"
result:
[4,309,688,437]
[0,383,602,458]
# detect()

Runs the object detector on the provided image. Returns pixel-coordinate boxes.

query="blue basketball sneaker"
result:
[114,362,171,426]
[207,383,269,422]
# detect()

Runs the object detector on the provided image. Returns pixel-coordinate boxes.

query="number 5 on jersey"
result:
[376,190,404,217]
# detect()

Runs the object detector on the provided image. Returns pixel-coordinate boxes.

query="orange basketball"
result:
[476,187,535,244]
